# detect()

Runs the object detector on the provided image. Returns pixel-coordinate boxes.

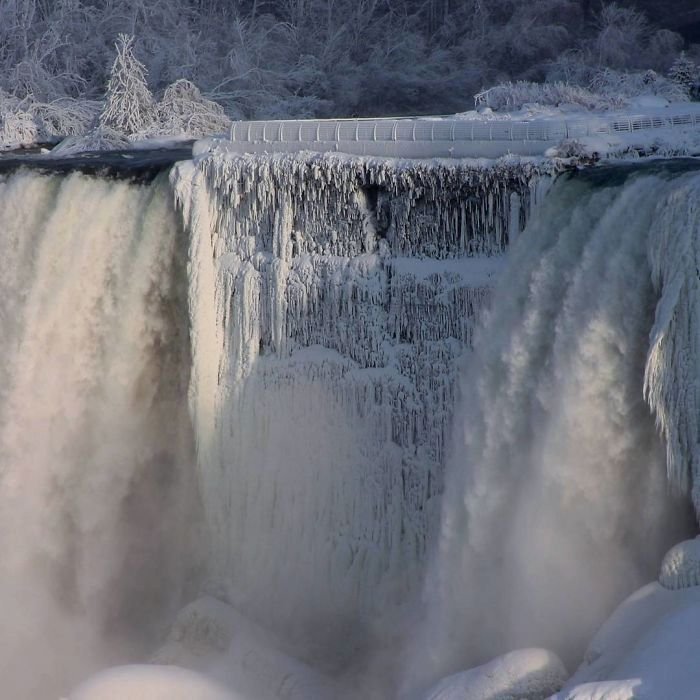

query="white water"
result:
[2,153,700,700]
[404,169,699,696]
[0,171,198,699]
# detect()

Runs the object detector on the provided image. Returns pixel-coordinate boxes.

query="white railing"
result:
[217,105,700,158]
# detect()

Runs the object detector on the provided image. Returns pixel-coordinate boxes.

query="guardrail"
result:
[217,106,700,158]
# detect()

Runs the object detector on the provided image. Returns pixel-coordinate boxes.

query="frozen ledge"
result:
[197,105,700,159]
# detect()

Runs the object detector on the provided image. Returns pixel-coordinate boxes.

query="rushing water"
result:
[405,164,700,696]
[0,166,199,698]
[0,150,698,699]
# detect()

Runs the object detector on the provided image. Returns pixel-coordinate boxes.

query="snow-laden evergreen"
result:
[170,148,551,661]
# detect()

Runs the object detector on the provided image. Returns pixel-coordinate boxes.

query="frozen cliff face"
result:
[171,148,550,666]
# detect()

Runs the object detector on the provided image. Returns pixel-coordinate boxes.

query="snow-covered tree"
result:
[154,79,232,137]
[669,52,698,97]
[100,34,155,135]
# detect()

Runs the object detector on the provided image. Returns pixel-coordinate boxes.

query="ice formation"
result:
[170,147,551,665]
[659,538,700,590]
[644,172,700,507]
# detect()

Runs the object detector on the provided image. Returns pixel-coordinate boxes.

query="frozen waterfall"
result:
[170,150,548,677]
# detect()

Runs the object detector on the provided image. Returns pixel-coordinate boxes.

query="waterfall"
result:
[2,149,700,699]
[404,165,700,696]
[0,170,199,699]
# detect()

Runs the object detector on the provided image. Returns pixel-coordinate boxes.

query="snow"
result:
[67,665,237,700]
[553,579,700,700]
[422,648,567,700]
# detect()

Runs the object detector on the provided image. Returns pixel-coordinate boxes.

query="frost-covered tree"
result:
[154,79,232,137]
[0,0,697,127]
[669,52,698,96]
[100,34,155,135]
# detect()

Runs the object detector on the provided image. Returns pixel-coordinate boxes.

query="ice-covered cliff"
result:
[170,148,551,665]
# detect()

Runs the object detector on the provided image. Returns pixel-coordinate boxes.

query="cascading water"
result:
[0,170,199,699]
[404,165,700,697]
[2,148,700,700]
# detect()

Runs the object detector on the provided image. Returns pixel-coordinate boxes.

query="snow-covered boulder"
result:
[153,597,344,699]
[423,648,567,700]
[553,580,700,700]
[659,537,700,590]
[67,665,237,700]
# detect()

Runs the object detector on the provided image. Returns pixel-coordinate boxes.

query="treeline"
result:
[0,0,698,119]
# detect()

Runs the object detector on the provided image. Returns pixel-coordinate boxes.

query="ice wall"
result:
[171,149,550,668]
[0,171,198,699]
[405,166,700,696]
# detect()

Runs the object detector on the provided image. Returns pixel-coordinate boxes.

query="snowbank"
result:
[423,648,567,700]
[554,545,700,700]
[67,665,237,700]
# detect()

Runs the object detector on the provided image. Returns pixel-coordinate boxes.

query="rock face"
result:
[423,648,567,700]
[659,537,700,590]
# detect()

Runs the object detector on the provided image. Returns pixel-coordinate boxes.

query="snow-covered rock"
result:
[659,537,700,590]
[154,597,344,700]
[553,679,642,700]
[67,665,237,700]
[423,649,567,700]
[554,577,700,700]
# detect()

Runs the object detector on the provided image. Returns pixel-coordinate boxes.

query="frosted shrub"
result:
[100,34,155,135]
[474,81,625,112]
[591,68,689,103]
[29,98,100,139]
[153,80,231,138]
[0,108,38,149]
